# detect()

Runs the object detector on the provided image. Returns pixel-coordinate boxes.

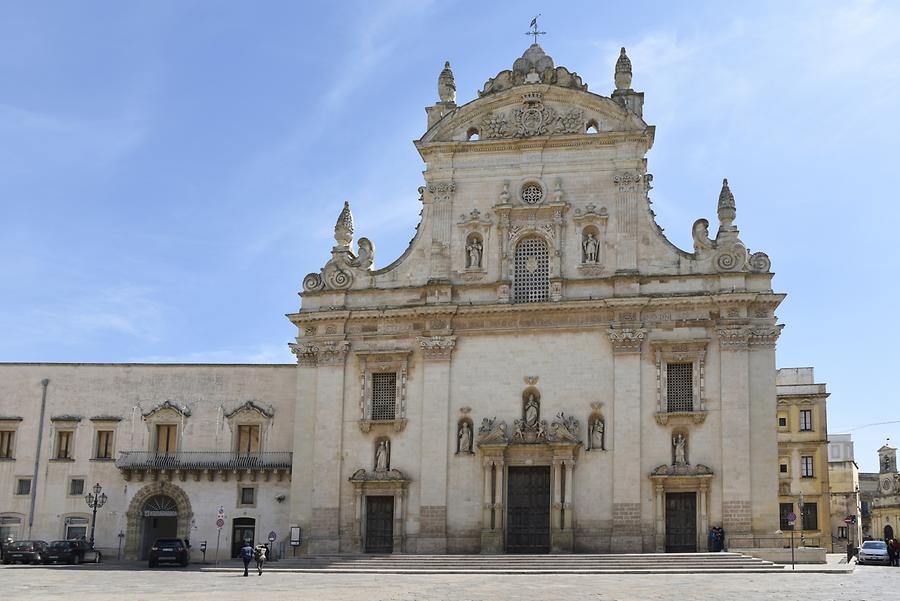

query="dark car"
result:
[45,540,102,565]
[2,540,48,565]
[148,538,190,567]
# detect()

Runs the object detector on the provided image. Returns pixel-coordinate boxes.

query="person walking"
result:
[254,543,267,576]
[892,539,900,567]
[239,540,254,577]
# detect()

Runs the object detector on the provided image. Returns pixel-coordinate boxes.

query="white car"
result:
[858,540,890,565]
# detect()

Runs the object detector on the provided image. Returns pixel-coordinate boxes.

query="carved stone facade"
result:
[289,42,785,555]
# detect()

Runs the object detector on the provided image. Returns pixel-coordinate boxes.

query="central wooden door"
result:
[365,496,394,553]
[506,466,551,553]
[665,492,697,552]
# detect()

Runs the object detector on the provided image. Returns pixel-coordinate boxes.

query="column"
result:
[416,335,455,553]
[654,482,665,552]
[480,455,504,553]
[307,340,350,554]
[699,482,710,550]
[552,460,563,530]
[609,325,645,552]
[563,461,575,530]
[717,325,753,539]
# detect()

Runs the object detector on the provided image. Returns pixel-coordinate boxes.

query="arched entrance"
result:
[124,482,193,560]
[885,524,894,541]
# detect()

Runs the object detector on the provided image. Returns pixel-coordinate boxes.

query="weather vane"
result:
[525,15,545,44]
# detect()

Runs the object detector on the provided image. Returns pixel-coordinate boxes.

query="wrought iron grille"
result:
[666,362,694,412]
[521,184,543,205]
[371,372,397,421]
[513,237,549,303]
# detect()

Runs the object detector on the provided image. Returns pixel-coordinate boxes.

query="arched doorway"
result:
[231,518,255,558]
[124,482,193,560]
[885,524,894,541]
[140,496,178,558]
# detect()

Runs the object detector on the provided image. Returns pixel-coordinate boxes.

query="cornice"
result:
[417,130,654,157]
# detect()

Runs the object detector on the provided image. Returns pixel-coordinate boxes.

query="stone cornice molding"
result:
[417,130,655,158]
[141,401,191,419]
[417,335,457,361]
[608,326,646,353]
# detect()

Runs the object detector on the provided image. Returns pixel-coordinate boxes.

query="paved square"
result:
[1,563,895,601]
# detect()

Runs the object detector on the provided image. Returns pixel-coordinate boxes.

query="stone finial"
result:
[615,47,633,91]
[717,178,736,229]
[334,201,354,247]
[438,61,456,104]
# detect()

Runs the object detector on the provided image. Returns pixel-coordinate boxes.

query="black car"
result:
[148,538,190,567]
[2,540,48,565]
[45,540,102,564]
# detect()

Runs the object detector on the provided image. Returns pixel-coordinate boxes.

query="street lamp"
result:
[798,492,806,547]
[84,482,108,549]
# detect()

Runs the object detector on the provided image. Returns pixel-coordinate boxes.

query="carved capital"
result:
[294,340,351,366]
[748,325,783,348]
[717,326,751,350]
[289,342,319,367]
[417,335,456,361]
[427,181,456,203]
[607,326,646,353]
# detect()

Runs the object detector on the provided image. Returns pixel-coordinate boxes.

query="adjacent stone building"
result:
[775,368,830,546]
[827,433,861,550]
[2,43,788,558]
[869,444,900,541]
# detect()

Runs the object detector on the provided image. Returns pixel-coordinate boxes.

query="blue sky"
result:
[1,1,898,471]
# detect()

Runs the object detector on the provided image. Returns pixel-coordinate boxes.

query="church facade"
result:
[0,44,785,557]
[289,44,782,555]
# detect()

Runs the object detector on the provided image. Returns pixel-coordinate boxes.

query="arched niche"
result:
[456,417,474,455]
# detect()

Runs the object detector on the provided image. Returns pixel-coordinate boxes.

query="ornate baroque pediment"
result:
[480,92,583,139]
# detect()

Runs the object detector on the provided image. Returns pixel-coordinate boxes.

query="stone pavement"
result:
[1,561,896,601]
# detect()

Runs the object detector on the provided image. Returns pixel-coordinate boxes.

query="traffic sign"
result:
[216,518,225,529]
[786,511,797,524]
[268,531,277,542]
[217,506,225,517]
[844,516,853,525]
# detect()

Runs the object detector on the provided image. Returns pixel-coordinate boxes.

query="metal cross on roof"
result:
[525,15,546,44]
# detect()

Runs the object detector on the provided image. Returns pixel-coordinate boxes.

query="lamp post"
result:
[84,482,108,549]
[798,492,806,548]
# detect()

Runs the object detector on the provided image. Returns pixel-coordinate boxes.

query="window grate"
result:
[371,372,397,421]
[521,184,543,205]
[666,362,694,412]
[513,237,549,303]
[69,478,84,496]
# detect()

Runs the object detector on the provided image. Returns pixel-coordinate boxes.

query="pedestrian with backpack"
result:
[239,540,254,576]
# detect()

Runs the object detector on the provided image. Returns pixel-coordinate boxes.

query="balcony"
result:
[116,451,292,483]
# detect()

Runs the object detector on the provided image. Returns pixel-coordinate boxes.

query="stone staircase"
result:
[266,552,784,574]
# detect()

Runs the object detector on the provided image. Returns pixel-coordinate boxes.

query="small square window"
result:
[780,463,788,473]
[838,526,848,539]
[16,478,31,495]
[69,478,85,496]
[240,487,256,506]
[778,417,787,428]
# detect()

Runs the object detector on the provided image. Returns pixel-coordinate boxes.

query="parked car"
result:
[2,540,48,565]
[45,540,102,565]
[857,540,890,565]
[147,538,190,567]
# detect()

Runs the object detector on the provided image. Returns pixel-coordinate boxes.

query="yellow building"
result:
[776,368,830,546]
[871,444,900,541]
[827,434,862,551]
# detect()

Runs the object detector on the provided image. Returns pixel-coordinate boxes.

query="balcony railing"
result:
[116,451,292,471]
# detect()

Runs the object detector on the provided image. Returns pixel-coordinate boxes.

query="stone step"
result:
[258,552,784,573]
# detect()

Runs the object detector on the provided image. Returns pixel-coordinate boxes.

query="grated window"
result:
[666,362,693,412]
[513,237,549,303]
[371,372,397,421]
[521,184,543,205]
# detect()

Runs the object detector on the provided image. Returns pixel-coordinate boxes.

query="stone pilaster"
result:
[608,325,645,552]
[289,342,319,552]
[717,326,753,537]
[749,325,781,537]
[305,340,349,553]
[416,335,455,552]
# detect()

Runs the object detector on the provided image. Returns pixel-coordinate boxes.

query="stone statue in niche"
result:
[375,440,390,472]
[583,232,599,263]
[458,421,472,453]
[466,237,483,268]
[524,393,539,427]
[589,417,605,451]
[673,433,687,466]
